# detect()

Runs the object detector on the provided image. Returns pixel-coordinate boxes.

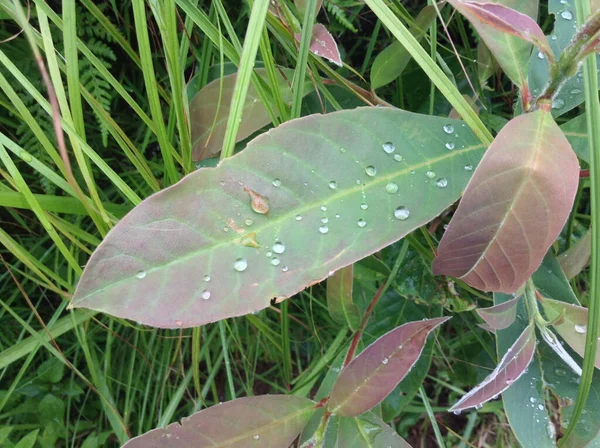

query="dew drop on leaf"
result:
[436,178,448,188]
[321,217,329,224]
[537,51,545,59]
[136,270,147,279]
[329,180,338,189]
[357,218,367,228]
[175,320,182,326]
[201,290,211,300]
[319,225,329,234]
[575,324,587,334]
[234,258,248,272]
[426,171,436,179]
[385,182,399,194]
[445,142,455,150]
[296,214,302,221]
[393,154,403,162]
[561,10,573,20]
[552,98,565,110]
[464,164,474,171]
[538,404,545,411]
[203,275,211,282]
[253,435,260,440]
[394,206,410,220]
[443,124,454,134]
[272,178,281,187]
[272,242,285,254]
[382,141,395,154]
[365,165,377,176]
[282,266,289,272]
[245,218,254,226]
[271,257,280,266]
[321,205,327,211]
[529,397,537,403]
[361,202,368,210]
[381,357,389,364]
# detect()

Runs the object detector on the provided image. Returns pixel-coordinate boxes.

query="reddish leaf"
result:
[541,298,600,370]
[328,316,450,417]
[122,396,315,447]
[476,294,520,330]
[559,230,591,279]
[327,265,361,330]
[433,110,579,293]
[449,323,536,412]
[295,24,342,67]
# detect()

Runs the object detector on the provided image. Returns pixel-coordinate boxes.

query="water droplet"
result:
[393,154,403,162]
[329,180,337,189]
[551,34,557,40]
[321,205,327,212]
[220,181,226,186]
[203,275,211,282]
[464,164,474,171]
[335,213,340,218]
[382,141,395,154]
[357,218,367,228]
[394,206,410,220]
[530,397,537,403]
[575,324,587,334]
[273,242,285,254]
[272,178,281,187]
[296,214,302,221]
[319,225,329,234]
[20,151,32,162]
[561,10,573,20]
[538,51,545,59]
[385,182,399,194]
[253,435,260,440]
[426,170,436,179]
[475,404,483,410]
[245,218,254,226]
[555,368,567,377]
[443,124,454,134]
[381,357,389,364]
[570,88,582,94]
[271,257,280,266]
[453,410,462,416]
[175,320,183,326]
[340,147,347,153]
[538,404,545,411]
[552,98,565,109]
[321,217,329,224]
[445,142,455,150]
[436,178,448,188]
[136,270,147,279]
[201,290,211,300]
[282,266,289,272]
[365,165,377,177]
[234,258,248,272]
[360,202,368,210]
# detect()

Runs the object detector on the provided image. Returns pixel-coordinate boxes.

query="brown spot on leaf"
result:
[238,232,260,248]
[244,186,270,214]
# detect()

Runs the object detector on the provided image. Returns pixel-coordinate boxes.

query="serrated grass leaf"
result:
[71,108,484,328]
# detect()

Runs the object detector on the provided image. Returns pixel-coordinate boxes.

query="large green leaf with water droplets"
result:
[71,107,484,328]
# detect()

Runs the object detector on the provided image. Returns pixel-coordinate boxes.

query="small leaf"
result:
[540,298,600,370]
[14,430,39,448]
[433,110,579,293]
[449,322,536,412]
[327,265,361,330]
[295,24,343,67]
[561,114,590,163]
[447,0,541,88]
[476,40,498,85]
[337,412,412,447]
[71,108,485,328]
[328,316,450,417]
[476,294,520,330]
[122,396,315,447]
[559,230,591,279]
[370,5,436,89]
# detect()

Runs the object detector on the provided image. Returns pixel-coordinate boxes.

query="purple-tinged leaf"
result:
[449,323,536,412]
[337,412,412,447]
[328,316,450,417]
[540,298,600,370]
[433,110,579,293]
[559,230,591,279]
[71,108,485,328]
[447,0,541,88]
[476,295,520,330]
[295,24,343,67]
[122,396,315,447]
[327,265,361,330]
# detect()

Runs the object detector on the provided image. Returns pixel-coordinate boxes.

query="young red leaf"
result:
[295,24,343,67]
[432,110,579,293]
[541,298,600,370]
[122,396,315,447]
[71,108,484,328]
[447,0,543,87]
[476,294,520,331]
[449,323,536,412]
[326,265,361,330]
[328,316,450,417]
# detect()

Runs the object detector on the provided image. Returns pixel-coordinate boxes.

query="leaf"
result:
[295,24,342,67]
[432,110,579,293]
[476,40,498,85]
[449,322,537,412]
[328,316,450,416]
[559,230,592,279]
[540,298,600,370]
[14,430,39,448]
[294,0,323,17]
[370,5,437,90]
[327,265,361,330]
[122,396,315,447]
[71,108,485,328]
[447,0,540,88]
[561,114,590,163]
[337,412,412,447]
[476,294,520,330]
[494,292,555,447]
[533,251,580,306]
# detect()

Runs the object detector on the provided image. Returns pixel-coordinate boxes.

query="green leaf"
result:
[476,295,520,331]
[561,113,590,163]
[559,229,591,279]
[14,430,39,448]
[370,5,436,90]
[532,252,580,305]
[71,108,485,328]
[494,293,555,447]
[337,412,412,447]
[328,317,450,416]
[123,396,315,447]
[38,394,64,426]
[433,110,579,293]
[327,265,361,330]
[38,358,65,384]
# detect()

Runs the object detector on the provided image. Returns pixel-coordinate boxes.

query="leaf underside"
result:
[476,294,520,330]
[72,107,484,328]
[433,110,579,293]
